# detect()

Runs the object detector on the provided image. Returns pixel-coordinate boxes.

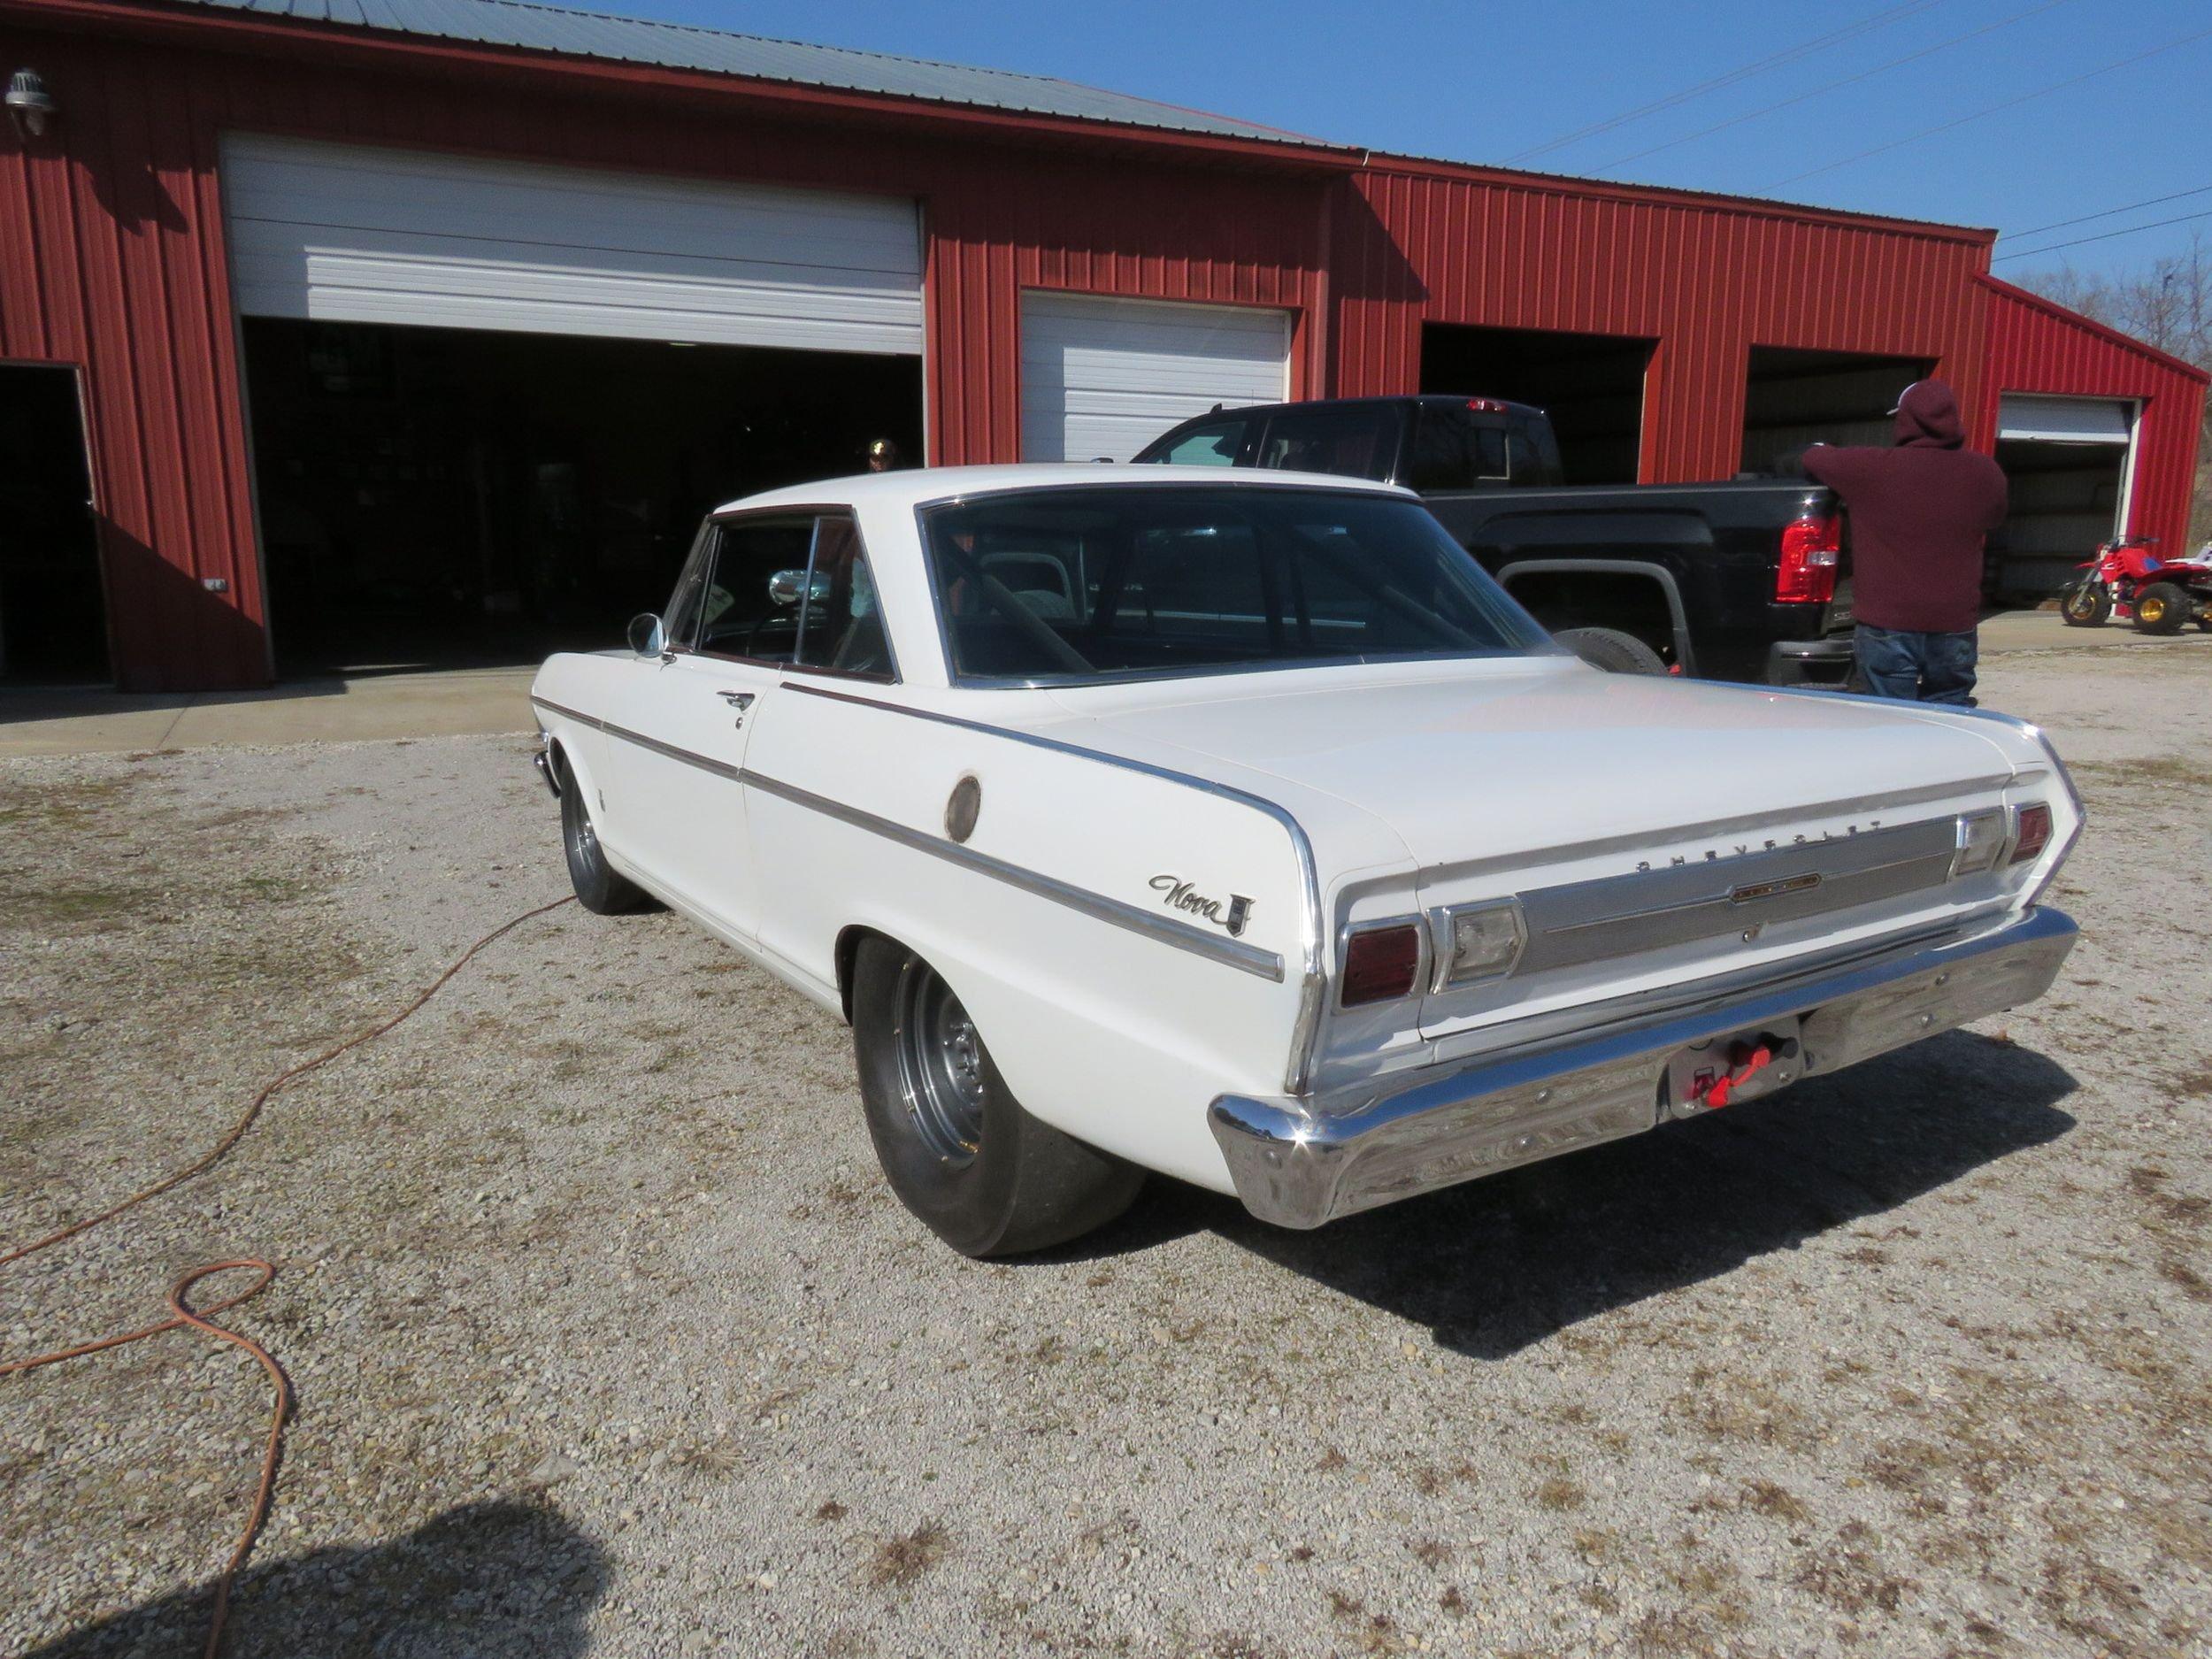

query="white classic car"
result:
[529,465,2081,1256]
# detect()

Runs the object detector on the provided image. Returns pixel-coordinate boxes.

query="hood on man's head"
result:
[1891,378,1965,449]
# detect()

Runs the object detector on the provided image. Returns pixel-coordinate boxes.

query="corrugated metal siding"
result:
[0,23,1324,687]
[1335,166,1995,484]
[1979,276,2208,554]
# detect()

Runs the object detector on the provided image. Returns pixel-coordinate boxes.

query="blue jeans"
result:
[1854,625,1978,705]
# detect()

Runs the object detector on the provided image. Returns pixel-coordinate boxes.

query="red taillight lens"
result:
[1340,924,1422,1007]
[2011,803,2052,864]
[1466,397,1509,413]
[1777,512,1842,604]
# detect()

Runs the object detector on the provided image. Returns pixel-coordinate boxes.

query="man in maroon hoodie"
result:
[1803,379,2007,704]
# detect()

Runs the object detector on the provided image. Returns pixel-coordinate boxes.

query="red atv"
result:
[2061,535,2212,634]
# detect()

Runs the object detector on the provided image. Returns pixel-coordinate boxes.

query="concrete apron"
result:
[0,666,538,757]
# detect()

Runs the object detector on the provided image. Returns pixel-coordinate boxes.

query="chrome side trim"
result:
[780,680,1329,1092]
[1210,906,2078,1229]
[527,695,1284,983]
[531,695,598,728]
[742,771,1284,982]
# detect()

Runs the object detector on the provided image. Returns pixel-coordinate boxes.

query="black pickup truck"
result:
[1132,395,1853,686]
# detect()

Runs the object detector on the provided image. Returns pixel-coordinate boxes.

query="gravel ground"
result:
[3,636,2208,1659]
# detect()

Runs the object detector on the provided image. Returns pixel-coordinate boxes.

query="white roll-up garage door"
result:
[220,134,924,355]
[1997,395,2133,444]
[1020,292,1292,463]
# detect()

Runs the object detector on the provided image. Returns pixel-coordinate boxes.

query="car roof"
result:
[715,463,1417,514]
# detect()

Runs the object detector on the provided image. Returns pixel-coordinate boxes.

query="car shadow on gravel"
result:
[1172,1030,2074,1361]
[19,1498,607,1659]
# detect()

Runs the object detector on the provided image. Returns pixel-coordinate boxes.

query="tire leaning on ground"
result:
[557,754,651,914]
[1554,626,1669,674]
[2132,581,2191,636]
[2061,583,2111,626]
[850,936,1143,1256]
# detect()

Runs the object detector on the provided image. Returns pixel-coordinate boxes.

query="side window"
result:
[793,515,895,680]
[1409,405,1509,490]
[1148,416,1251,466]
[695,515,817,662]
[1257,405,1402,481]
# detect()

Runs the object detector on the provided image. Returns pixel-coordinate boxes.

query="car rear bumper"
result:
[1208,906,2076,1230]
[1765,635,1855,686]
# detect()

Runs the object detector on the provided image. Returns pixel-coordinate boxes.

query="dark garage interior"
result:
[242,319,924,674]
[1739,346,1932,475]
[1990,438,2125,599]
[1422,323,1654,485]
[0,364,107,684]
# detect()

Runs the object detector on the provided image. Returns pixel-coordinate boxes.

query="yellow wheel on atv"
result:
[2133,582,2191,636]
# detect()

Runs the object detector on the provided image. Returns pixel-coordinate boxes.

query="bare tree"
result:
[2016,234,2212,546]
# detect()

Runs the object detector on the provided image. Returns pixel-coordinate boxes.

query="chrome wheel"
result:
[892,959,986,1165]
[568,806,598,868]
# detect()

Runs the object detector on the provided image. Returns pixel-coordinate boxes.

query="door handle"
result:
[718,691,756,710]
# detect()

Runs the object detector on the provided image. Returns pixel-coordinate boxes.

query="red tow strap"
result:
[1698,1041,1775,1110]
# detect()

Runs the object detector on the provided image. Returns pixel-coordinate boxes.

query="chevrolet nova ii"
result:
[529,465,2081,1256]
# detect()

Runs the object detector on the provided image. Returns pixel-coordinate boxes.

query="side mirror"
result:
[627,612,667,657]
[767,568,833,608]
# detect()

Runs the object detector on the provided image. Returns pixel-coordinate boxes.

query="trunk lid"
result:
[1050,659,2016,871]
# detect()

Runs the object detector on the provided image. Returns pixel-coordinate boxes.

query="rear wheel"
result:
[2060,583,2111,626]
[850,937,1141,1256]
[558,757,649,914]
[2133,581,2191,635]
[1555,626,1668,675]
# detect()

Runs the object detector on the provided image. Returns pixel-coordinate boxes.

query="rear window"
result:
[918,484,1551,684]
[1141,415,1253,467]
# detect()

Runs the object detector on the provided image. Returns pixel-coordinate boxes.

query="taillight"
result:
[1340,923,1423,1008]
[2011,803,2052,864]
[1466,397,1509,413]
[1777,511,1842,604]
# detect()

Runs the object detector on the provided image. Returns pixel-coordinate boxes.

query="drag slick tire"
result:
[850,936,1141,1256]
[2133,581,2192,635]
[557,756,651,915]
[2060,584,2111,626]
[1555,626,1668,675]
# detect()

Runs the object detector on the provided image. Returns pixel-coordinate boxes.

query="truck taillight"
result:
[1777,512,1842,604]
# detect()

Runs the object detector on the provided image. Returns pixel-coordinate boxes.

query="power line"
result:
[1993,206,2212,263]
[1998,181,2212,242]
[1599,0,2073,172]
[1505,1,1944,165]
[1768,26,2212,188]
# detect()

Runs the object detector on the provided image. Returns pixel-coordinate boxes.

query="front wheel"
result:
[558,757,650,914]
[1554,626,1669,674]
[850,937,1141,1256]
[2133,581,2191,635]
[2061,582,2111,626]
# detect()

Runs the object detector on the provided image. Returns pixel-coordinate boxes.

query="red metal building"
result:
[0,0,2200,690]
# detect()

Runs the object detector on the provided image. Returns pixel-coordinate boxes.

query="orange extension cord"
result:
[0,895,575,1659]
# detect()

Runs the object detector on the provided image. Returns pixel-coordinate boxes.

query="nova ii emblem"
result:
[1150,874,1255,938]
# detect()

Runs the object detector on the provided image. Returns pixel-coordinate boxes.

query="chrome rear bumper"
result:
[1209,906,2076,1230]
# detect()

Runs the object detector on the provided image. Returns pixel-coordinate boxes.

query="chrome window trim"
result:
[526,694,1286,986]
[1425,896,1527,994]
[778,680,1329,1094]
[1334,913,1431,1013]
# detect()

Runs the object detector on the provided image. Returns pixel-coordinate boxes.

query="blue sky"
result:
[598,0,2212,278]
